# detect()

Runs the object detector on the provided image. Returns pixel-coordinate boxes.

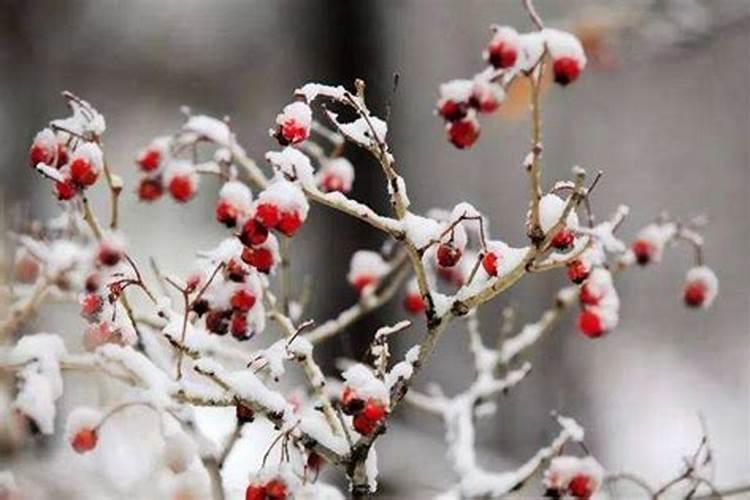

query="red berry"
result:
[241,247,274,274]
[340,387,364,415]
[482,252,500,277]
[81,293,104,320]
[230,312,250,340]
[578,309,605,338]
[438,100,468,122]
[255,203,281,228]
[239,219,269,246]
[353,275,377,294]
[245,485,265,500]
[684,282,707,308]
[55,179,78,200]
[69,158,98,187]
[279,121,309,145]
[56,145,69,167]
[226,258,248,282]
[216,199,239,227]
[85,273,100,293]
[551,229,576,251]
[403,293,425,314]
[137,149,161,172]
[137,177,163,202]
[71,428,98,453]
[264,479,288,500]
[277,211,303,237]
[470,83,502,113]
[486,40,518,69]
[568,474,594,499]
[29,143,54,167]
[447,118,480,149]
[353,414,378,436]
[553,57,581,86]
[579,284,600,306]
[363,400,386,422]
[631,239,653,266]
[168,175,195,202]
[230,289,256,312]
[567,259,590,284]
[437,243,462,268]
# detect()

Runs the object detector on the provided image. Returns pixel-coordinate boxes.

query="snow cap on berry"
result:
[543,29,587,85]
[318,157,355,193]
[484,26,520,69]
[347,250,389,293]
[217,180,253,224]
[65,406,103,454]
[162,431,198,474]
[164,160,199,202]
[257,179,310,221]
[136,136,171,172]
[342,363,389,405]
[683,265,718,309]
[543,455,604,496]
[538,193,579,234]
[274,101,312,145]
[517,31,546,72]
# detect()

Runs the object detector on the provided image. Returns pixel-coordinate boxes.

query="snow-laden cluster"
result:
[436,25,587,149]
[29,94,106,200]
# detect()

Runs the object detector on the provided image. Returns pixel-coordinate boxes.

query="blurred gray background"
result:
[1,0,748,497]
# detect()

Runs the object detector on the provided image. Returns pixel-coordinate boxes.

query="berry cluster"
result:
[29,97,106,201]
[436,26,587,149]
[340,387,388,436]
[245,478,288,500]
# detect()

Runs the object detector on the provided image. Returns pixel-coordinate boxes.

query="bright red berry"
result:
[363,400,386,422]
[482,252,500,277]
[568,474,594,499]
[567,259,590,284]
[578,309,605,338]
[245,485,265,500]
[403,293,425,314]
[137,177,163,202]
[277,211,303,237]
[215,199,239,227]
[29,143,54,167]
[551,229,576,251]
[553,57,582,86]
[631,239,654,266]
[241,247,274,274]
[684,282,707,308]
[255,203,281,229]
[437,243,462,268]
[579,284,600,306]
[137,149,161,172]
[486,40,518,69]
[230,312,250,340]
[447,118,480,149]
[230,289,256,312]
[438,100,468,122]
[168,175,196,203]
[264,479,287,500]
[71,428,98,453]
[239,219,269,246]
[55,179,78,201]
[353,414,378,436]
[69,158,98,187]
[353,275,377,294]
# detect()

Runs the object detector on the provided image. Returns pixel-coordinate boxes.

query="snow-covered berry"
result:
[437,80,473,122]
[347,250,389,295]
[80,293,104,321]
[216,181,253,228]
[66,407,102,454]
[470,80,504,113]
[136,137,170,172]
[578,309,605,338]
[543,456,604,499]
[403,279,425,314]
[484,26,520,69]
[683,266,718,309]
[164,161,199,203]
[566,258,590,284]
[205,310,230,335]
[230,288,257,312]
[54,178,78,201]
[544,29,587,86]
[446,114,481,149]
[551,228,576,251]
[239,218,270,247]
[29,128,58,167]
[318,157,355,193]
[629,223,676,265]
[273,101,312,146]
[96,235,125,267]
